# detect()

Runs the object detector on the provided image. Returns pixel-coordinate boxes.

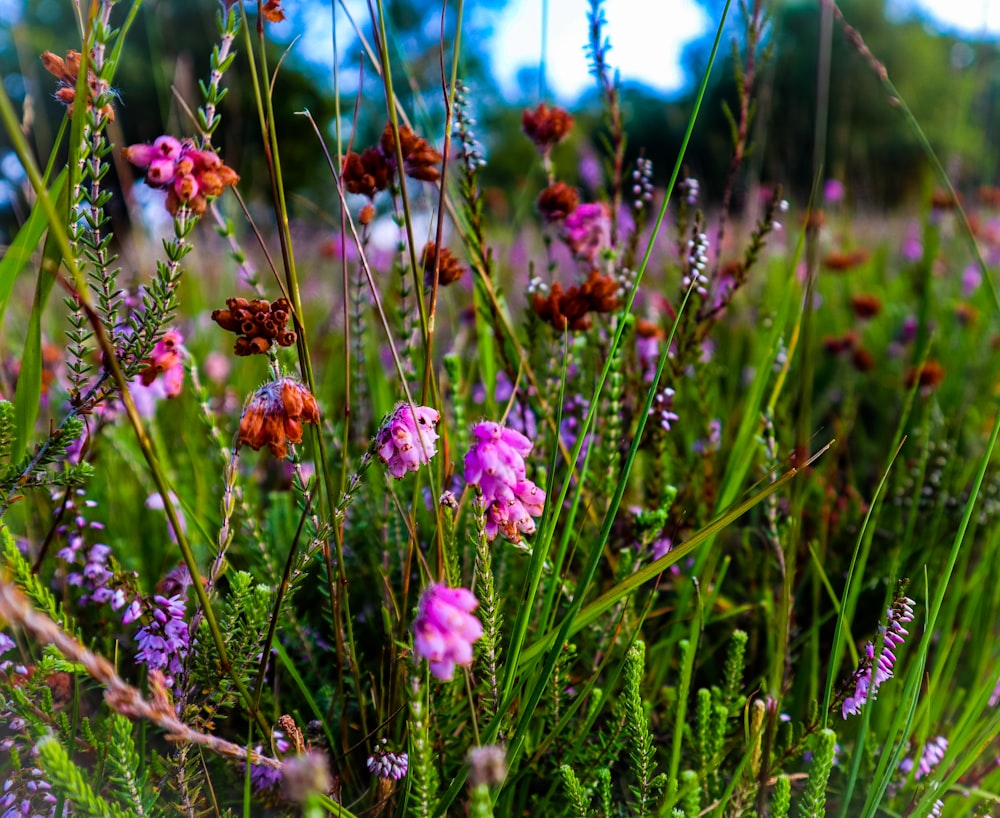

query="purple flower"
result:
[842,593,915,719]
[131,593,190,688]
[412,584,483,681]
[823,178,845,203]
[376,403,440,478]
[900,735,948,780]
[246,731,290,794]
[464,421,545,543]
[367,739,408,780]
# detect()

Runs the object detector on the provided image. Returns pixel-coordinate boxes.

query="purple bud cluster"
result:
[54,490,126,609]
[123,586,191,689]
[464,422,545,543]
[842,594,915,719]
[412,584,483,681]
[0,764,60,817]
[246,730,290,794]
[367,739,408,780]
[375,403,440,479]
[899,735,948,781]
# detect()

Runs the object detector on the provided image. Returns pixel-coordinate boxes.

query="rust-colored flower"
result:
[531,270,620,332]
[41,49,114,121]
[800,208,826,231]
[380,124,441,184]
[851,347,875,372]
[850,293,882,319]
[261,0,286,22]
[537,182,579,222]
[979,186,1000,208]
[930,188,958,210]
[904,359,945,392]
[822,331,858,355]
[822,249,869,273]
[238,378,319,459]
[421,243,465,289]
[635,318,664,340]
[342,147,390,198]
[579,269,619,313]
[522,103,573,153]
[212,296,296,355]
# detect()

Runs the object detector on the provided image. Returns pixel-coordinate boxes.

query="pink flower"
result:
[412,584,483,680]
[563,202,610,264]
[376,403,440,478]
[464,421,545,543]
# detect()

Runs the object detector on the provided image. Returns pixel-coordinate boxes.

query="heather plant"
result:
[0,0,998,816]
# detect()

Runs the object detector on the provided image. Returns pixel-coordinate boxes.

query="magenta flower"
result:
[412,584,483,681]
[464,421,545,543]
[563,202,610,264]
[842,593,915,718]
[376,403,440,478]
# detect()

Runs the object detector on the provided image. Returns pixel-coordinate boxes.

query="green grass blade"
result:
[11,175,70,464]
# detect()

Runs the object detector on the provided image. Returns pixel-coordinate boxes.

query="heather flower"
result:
[563,202,610,264]
[41,48,114,121]
[464,421,546,543]
[421,243,465,289]
[130,592,190,688]
[376,403,440,478]
[842,593,915,718]
[823,178,845,203]
[900,735,948,781]
[246,730,290,794]
[521,103,573,153]
[238,378,320,459]
[367,739,408,780]
[55,490,117,606]
[412,583,483,680]
[211,297,296,355]
[537,182,579,222]
[379,123,442,184]
[123,137,238,216]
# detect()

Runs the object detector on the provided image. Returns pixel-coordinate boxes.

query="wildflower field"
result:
[1,0,999,815]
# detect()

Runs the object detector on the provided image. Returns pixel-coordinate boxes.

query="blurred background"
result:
[1,0,1000,242]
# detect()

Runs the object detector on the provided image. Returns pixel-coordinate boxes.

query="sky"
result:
[490,0,1000,101]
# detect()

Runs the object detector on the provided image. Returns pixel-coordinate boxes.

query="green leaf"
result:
[12,175,69,464]
[0,170,66,325]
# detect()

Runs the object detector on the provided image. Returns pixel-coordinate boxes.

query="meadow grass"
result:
[0,0,998,816]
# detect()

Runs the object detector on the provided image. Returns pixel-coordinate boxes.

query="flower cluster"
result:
[900,735,948,781]
[122,136,238,215]
[464,422,545,543]
[421,243,465,289]
[41,49,114,121]
[131,329,185,417]
[342,123,442,199]
[537,181,580,223]
[367,739,408,780]
[238,378,320,460]
[247,729,290,795]
[521,102,573,154]
[842,593,916,718]
[376,403,440,478]
[211,297,297,356]
[532,269,620,333]
[412,584,483,681]
[124,589,190,688]
[563,202,611,264]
